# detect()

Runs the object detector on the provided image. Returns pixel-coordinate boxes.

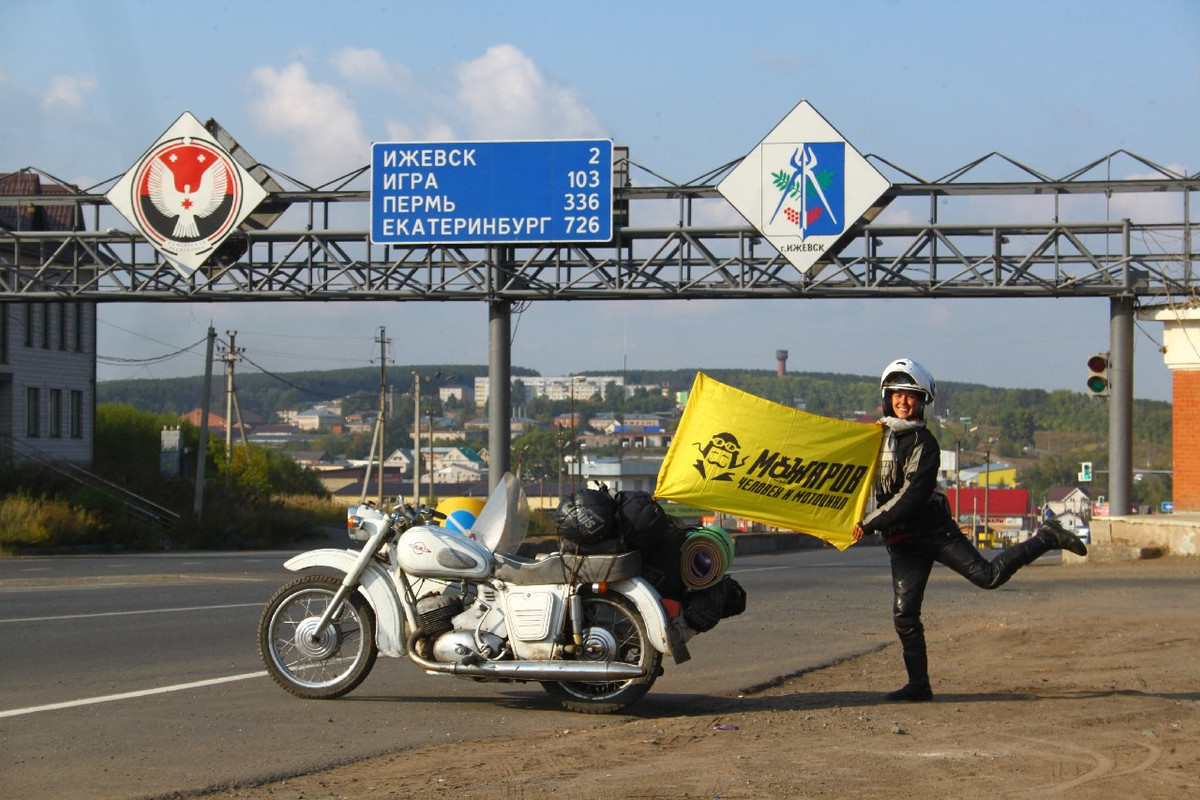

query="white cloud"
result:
[330,47,412,89]
[384,117,457,143]
[40,74,96,111]
[454,44,603,139]
[245,45,603,167]
[1108,164,1191,224]
[247,62,369,179]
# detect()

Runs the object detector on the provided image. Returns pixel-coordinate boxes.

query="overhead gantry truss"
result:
[1,151,1195,302]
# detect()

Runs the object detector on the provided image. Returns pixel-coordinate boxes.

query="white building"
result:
[1045,486,1091,518]
[295,407,343,432]
[578,456,663,495]
[473,375,622,407]
[0,302,96,466]
[428,460,485,485]
[1,172,96,467]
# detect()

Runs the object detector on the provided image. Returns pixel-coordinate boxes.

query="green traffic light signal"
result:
[1086,353,1110,396]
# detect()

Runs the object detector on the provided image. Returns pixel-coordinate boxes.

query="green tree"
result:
[1017,452,1090,507]
[998,408,1038,452]
[512,428,569,482]
[218,445,327,497]
[94,403,187,484]
[1132,472,1173,512]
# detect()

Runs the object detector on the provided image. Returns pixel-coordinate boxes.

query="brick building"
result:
[1140,302,1200,512]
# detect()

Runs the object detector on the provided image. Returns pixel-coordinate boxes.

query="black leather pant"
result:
[888,526,1053,684]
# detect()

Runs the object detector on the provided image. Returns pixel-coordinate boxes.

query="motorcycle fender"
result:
[284,549,408,658]
[609,577,672,657]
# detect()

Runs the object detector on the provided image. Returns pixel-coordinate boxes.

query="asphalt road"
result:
[0,542,962,799]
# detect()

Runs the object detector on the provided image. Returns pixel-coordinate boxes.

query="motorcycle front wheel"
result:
[541,593,662,714]
[258,575,378,699]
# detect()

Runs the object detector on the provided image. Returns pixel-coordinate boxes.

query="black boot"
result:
[886,651,933,702]
[885,682,933,702]
[987,538,1046,588]
[986,519,1087,588]
[1037,518,1088,556]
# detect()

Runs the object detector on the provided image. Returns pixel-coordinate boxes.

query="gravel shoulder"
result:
[193,556,1200,799]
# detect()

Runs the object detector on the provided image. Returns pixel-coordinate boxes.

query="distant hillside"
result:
[98,364,1171,452]
[97,364,532,420]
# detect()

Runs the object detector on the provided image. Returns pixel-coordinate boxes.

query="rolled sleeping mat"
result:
[680,524,735,590]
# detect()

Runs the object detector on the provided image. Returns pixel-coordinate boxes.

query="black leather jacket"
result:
[860,421,953,542]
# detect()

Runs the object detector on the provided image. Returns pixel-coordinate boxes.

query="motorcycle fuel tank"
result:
[396,525,492,579]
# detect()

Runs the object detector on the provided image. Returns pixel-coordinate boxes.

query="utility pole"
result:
[220,331,243,486]
[429,380,436,504]
[412,370,421,507]
[411,369,446,506]
[568,376,585,492]
[376,327,389,505]
[428,371,445,505]
[983,437,996,547]
[193,326,216,518]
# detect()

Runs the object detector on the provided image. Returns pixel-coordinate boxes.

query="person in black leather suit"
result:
[852,359,1088,702]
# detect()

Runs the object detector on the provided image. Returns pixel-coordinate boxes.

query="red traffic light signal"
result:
[1086,353,1110,396]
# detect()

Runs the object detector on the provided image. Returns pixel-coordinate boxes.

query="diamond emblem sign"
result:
[718,101,891,275]
[106,111,268,277]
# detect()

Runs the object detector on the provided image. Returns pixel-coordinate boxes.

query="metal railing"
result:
[0,150,1194,303]
[0,435,180,533]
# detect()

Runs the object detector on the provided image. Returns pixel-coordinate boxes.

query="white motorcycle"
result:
[257,473,697,714]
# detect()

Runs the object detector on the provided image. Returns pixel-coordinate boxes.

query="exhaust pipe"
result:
[409,651,645,682]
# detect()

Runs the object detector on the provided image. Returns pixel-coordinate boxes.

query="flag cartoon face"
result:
[695,432,746,478]
[656,373,882,550]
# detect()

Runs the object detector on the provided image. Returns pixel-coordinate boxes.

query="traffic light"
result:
[1086,353,1110,396]
[1079,461,1093,482]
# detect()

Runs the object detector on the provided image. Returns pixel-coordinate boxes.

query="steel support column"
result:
[487,299,511,491]
[1108,296,1134,516]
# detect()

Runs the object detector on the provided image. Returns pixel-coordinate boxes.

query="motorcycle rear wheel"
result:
[541,593,662,714]
[258,575,378,699]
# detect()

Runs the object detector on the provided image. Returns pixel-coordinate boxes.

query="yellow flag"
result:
[655,373,882,550]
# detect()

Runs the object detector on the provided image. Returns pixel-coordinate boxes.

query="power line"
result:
[238,351,371,398]
[96,336,208,366]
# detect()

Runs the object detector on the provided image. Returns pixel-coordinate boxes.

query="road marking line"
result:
[0,602,263,624]
[0,672,268,719]
[732,565,793,573]
[0,575,271,593]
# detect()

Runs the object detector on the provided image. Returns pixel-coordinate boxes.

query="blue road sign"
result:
[371,139,613,245]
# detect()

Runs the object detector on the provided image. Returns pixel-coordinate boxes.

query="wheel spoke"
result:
[552,595,660,705]
[258,576,377,699]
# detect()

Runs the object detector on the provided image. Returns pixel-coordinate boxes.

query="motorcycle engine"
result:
[416,594,462,638]
[415,592,508,664]
[432,629,506,665]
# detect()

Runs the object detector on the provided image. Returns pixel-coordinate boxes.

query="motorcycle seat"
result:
[494,551,643,585]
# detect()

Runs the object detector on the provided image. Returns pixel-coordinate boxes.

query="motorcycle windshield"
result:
[472,472,529,555]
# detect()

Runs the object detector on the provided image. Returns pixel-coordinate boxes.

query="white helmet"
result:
[879,358,936,403]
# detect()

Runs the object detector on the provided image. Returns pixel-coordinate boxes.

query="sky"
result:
[4,0,1198,403]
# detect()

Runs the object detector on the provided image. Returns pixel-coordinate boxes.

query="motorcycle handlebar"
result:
[389,504,445,529]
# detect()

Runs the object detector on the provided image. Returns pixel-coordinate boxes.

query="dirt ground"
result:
[202,557,1200,799]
